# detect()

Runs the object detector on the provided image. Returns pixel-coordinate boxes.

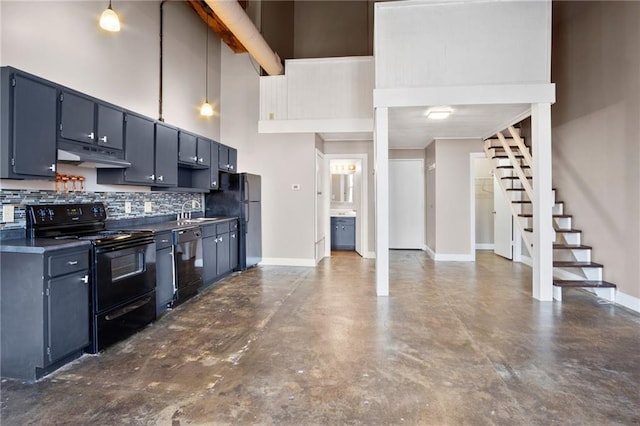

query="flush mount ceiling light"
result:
[99,0,120,32]
[426,108,453,120]
[200,23,214,117]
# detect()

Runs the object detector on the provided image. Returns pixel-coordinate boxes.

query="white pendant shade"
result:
[200,102,214,117]
[100,5,120,32]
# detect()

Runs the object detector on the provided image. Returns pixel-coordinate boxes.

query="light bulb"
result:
[200,101,214,117]
[100,3,120,32]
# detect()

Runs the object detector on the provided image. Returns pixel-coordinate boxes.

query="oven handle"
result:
[104,296,152,321]
[95,239,155,254]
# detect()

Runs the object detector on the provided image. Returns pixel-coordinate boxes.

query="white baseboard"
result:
[423,245,436,259]
[259,258,316,267]
[364,251,376,259]
[422,245,473,261]
[476,243,495,250]
[616,291,640,313]
[520,255,532,266]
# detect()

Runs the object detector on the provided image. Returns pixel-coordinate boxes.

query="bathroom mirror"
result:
[331,173,354,203]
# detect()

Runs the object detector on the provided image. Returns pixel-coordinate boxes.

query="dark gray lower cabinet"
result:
[1,246,90,381]
[155,231,175,316]
[331,217,356,250]
[202,220,237,286]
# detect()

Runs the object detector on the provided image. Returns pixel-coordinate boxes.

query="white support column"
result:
[531,103,553,301]
[374,107,389,296]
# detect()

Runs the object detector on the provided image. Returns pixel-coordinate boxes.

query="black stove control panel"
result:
[27,203,108,227]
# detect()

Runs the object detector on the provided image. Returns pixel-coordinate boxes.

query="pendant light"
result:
[200,23,214,117]
[99,0,121,32]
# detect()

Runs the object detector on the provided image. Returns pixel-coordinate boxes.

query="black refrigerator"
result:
[205,173,262,270]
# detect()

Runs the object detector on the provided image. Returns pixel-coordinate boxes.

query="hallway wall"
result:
[552,1,640,302]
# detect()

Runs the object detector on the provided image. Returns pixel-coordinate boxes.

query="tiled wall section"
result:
[0,190,203,228]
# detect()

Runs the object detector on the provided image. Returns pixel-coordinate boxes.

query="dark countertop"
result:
[110,217,239,234]
[0,238,92,254]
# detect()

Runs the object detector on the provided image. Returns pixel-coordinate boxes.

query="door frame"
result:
[324,153,369,258]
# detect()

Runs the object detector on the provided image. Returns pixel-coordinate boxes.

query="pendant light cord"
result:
[205,22,209,103]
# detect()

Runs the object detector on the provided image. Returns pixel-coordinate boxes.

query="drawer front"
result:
[332,217,355,226]
[216,221,230,234]
[155,231,173,250]
[48,250,89,277]
[201,223,217,238]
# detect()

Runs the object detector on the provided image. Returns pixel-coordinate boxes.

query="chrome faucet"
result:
[178,199,201,220]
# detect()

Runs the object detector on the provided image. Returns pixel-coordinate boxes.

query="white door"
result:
[493,175,513,259]
[389,159,425,249]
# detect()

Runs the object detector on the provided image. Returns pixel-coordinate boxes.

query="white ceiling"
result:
[319,104,531,149]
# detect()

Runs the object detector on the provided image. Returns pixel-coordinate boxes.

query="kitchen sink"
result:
[176,217,223,225]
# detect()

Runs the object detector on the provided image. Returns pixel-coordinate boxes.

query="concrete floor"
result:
[2,251,640,425]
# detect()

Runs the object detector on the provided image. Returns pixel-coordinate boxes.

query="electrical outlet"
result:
[124,201,132,214]
[144,202,152,213]
[192,200,198,208]
[3,205,15,223]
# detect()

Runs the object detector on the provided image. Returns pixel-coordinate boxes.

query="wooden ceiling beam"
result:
[187,0,248,54]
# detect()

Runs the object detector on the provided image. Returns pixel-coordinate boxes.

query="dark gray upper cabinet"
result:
[196,138,211,167]
[178,131,197,165]
[1,68,57,179]
[154,123,178,187]
[192,139,220,190]
[122,114,155,184]
[59,91,95,145]
[218,144,238,173]
[60,91,124,151]
[96,104,124,150]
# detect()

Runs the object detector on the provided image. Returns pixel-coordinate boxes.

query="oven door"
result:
[94,240,156,313]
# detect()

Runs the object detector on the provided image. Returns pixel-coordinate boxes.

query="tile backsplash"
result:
[0,190,203,229]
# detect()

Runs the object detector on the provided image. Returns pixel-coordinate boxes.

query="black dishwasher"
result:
[173,226,203,305]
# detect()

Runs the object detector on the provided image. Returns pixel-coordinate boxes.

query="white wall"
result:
[425,143,436,252]
[552,1,640,301]
[375,0,551,89]
[220,45,316,265]
[0,1,221,193]
[435,139,484,257]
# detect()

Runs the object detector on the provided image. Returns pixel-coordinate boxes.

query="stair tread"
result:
[553,280,616,288]
[506,188,527,191]
[512,201,532,204]
[502,176,533,180]
[553,244,592,249]
[493,154,525,158]
[523,228,581,233]
[496,165,531,169]
[553,261,603,268]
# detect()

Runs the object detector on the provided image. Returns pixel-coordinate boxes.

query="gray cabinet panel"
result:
[228,147,237,172]
[197,138,211,167]
[155,123,178,187]
[11,74,57,178]
[216,232,230,276]
[331,217,356,250]
[123,114,155,184]
[202,235,217,284]
[60,91,95,145]
[230,230,238,271]
[155,245,175,315]
[48,271,90,363]
[178,132,197,164]
[97,104,124,150]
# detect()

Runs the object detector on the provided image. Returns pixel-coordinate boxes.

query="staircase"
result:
[484,126,616,302]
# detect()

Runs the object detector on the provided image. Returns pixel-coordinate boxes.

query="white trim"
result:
[615,291,640,314]
[374,107,390,296]
[434,253,475,262]
[373,84,556,108]
[475,243,495,250]
[469,153,486,262]
[364,251,376,259]
[258,118,373,134]
[423,244,436,259]
[259,258,316,267]
[520,254,532,266]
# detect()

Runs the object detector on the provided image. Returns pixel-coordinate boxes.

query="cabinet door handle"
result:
[67,260,78,265]
[88,132,95,140]
[212,181,217,186]
[192,156,198,162]
[198,157,204,163]
[219,236,223,242]
[48,164,56,172]
[160,239,169,243]
[147,174,155,180]
[230,165,234,170]
[157,175,164,182]
[99,136,108,143]
[81,275,89,284]
[342,226,345,230]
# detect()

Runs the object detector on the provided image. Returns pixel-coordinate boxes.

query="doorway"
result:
[389,159,425,249]
[324,154,368,258]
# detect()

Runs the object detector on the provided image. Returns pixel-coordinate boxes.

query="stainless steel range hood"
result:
[57,149,131,168]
